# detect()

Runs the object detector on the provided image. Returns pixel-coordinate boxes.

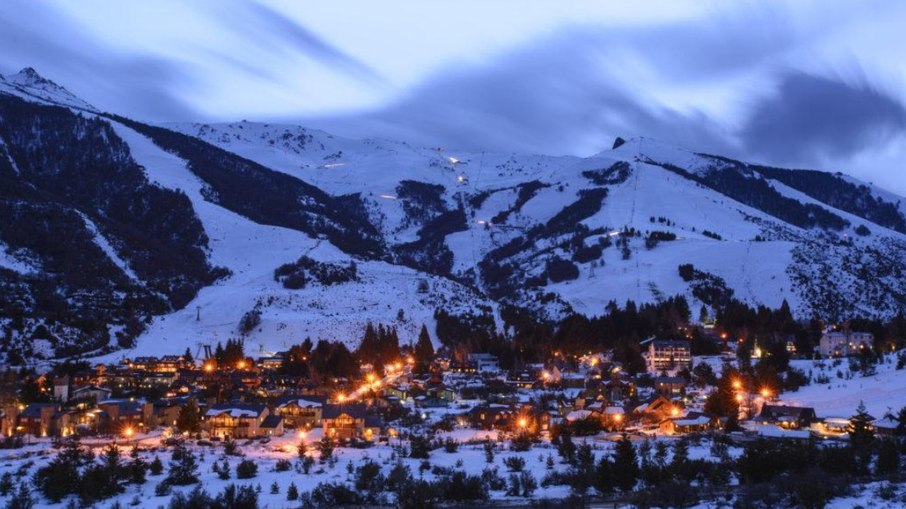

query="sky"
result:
[2,0,906,192]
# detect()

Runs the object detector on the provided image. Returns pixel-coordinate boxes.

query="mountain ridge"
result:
[2,68,906,362]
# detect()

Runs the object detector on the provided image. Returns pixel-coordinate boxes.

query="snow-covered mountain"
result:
[3,68,906,361]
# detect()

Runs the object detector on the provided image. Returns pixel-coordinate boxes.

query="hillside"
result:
[3,68,906,360]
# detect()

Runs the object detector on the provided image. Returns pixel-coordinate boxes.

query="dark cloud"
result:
[740,72,906,163]
[306,26,743,156]
[0,0,380,122]
[229,3,380,83]
[0,0,198,121]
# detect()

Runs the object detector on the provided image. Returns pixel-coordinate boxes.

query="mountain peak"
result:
[1,66,97,112]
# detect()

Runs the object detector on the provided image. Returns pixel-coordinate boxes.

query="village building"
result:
[660,411,713,434]
[818,331,874,357]
[755,405,817,429]
[97,400,155,434]
[16,403,60,437]
[273,395,326,429]
[204,403,270,439]
[633,395,680,424]
[642,339,692,373]
[321,404,381,441]
[654,376,687,397]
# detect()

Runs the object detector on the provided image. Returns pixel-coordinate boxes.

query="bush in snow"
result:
[236,459,258,479]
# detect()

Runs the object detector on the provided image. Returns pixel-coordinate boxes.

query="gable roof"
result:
[205,402,266,418]
[322,403,367,420]
[261,415,283,429]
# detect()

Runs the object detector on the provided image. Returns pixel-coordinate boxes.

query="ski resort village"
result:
[5,2,906,507]
[3,322,906,508]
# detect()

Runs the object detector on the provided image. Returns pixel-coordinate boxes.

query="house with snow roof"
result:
[322,403,381,441]
[273,395,326,429]
[204,402,269,439]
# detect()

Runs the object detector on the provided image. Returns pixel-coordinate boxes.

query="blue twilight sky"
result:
[3,0,906,192]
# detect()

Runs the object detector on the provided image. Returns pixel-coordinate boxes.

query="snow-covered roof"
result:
[566,410,594,422]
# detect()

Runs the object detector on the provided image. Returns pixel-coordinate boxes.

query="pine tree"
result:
[149,455,164,476]
[127,446,147,484]
[6,483,34,509]
[183,347,194,366]
[166,442,199,485]
[318,436,336,463]
[414,324,435,371]
[848,401,875,449]
[176,399,202,434]
[286,482,299,501]
[612,436,638,492]
[876,438,900,475]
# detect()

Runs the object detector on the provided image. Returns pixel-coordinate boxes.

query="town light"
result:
[735,394,744,403]
[124,427,134,438]
[517,417,528,429]
[298,430,308,440]
[670,407,680,417]
[732,379,742,390]
[614,413,623,422]
[394,361,403,370]
[406,356,415,365]
[337,394,347,403]
[237,360,247,369]
[366,373,376,383]
[541,371,550,381]
[204,363,214,373]
[760,388,771,399]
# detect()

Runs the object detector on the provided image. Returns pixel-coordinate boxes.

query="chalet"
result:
[643,339,692,373]
[204,403,269,439]
[17,403,60,437]
[71,385,113,402]
[660,412,712,434]
[602,377,636,401]
[755,405,817,429]
[322,404,381,441]
[260,415,284,437]
[818,331,873,357]
[274,396,326,429]
[468,404,515,430]
[153,397,188,428]
[654,376,687,397]
[256,355,284,371]
[505,372,537,390]
[468,353,500,373]
[633,395,680,424]
[873,416,899,436]
[97,400,154,434]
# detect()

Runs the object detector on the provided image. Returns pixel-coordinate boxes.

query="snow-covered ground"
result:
[781,355,906,419]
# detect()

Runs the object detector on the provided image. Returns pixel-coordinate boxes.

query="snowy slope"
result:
[6,69,906,360]
[167,121,906,322]
[98,121,497,360]
[0,67,97,112]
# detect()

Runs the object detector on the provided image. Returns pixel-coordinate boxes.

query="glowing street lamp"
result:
[517,417,528,429]
[123,426,134,438]
[336,394,347,403]
[760,388,771,399]
[732,379,742,390]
